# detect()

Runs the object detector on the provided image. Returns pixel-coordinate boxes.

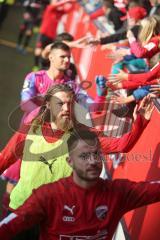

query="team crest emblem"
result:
[95,205,108,220]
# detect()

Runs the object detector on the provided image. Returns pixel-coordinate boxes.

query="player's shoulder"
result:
[34,70,46,77]
[37,176,71,191]
[24,70,44,79]
[111,178,135,190]
[33,70,47,83]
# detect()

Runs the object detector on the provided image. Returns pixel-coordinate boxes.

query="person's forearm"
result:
[122,180,160,213]
[130,41,148,58]
[100,25,139,45]
[100,114,149,154]
[116,114,149,153]
[20,100,39,113]
[130,39,160,59]
[100,30,127,45]
[132,87,150,100]
[124,95,135,103]
[89,7,104,20]
[122,79,157,90]
[128,62,160,83]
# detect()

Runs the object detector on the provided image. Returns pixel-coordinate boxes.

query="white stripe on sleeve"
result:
[0,213,17,226]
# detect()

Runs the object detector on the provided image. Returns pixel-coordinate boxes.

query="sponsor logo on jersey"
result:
[64,205,75,215]
[59,229,108,239]
[38,155,57,174]
[150,180,160,184]
[62,205,76,222]
[62,216,75,222]
[95,205,108,220]
[144,42,156,51]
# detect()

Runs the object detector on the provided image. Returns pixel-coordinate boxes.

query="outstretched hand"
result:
[111,95,133,104]
[108,70,128,83]
[107,70,128,89]
[133,96,154,121]
[69,36,93,48]
[87,37,100,46]
[101,44,116,51]
[108,48,130,61]
[149,84,160,95]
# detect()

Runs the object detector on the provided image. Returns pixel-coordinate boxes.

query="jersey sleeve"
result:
[121,62,160,89]
[122,79,157,90]
[128,62,160,83]
[132,86,150,100]
[89,8,104,20]
[100,25,139,45]
[21,72,37,102]
[99,114,149,154]
[0,187,46,239]
[130,39,160,59]
[100,29,127,44]
[116,179,160,214]
[0,128,28,175]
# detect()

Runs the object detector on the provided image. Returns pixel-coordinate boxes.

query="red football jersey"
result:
[1,176,160,239]
[40,5,65,39]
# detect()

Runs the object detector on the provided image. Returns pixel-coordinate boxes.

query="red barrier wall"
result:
[64,3,160,240]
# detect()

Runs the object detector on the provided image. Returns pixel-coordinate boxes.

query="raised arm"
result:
[99,96,154,154]
[113,178,160,215]
[99,25,139,45]
[108,62,160,90]
[128,62,160,83]
[128,30,160,59]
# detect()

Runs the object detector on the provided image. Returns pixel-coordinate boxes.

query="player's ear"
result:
[46,101,50,110]
[48,54,52,62]
[48,51,54,61]
[66,156,73,168]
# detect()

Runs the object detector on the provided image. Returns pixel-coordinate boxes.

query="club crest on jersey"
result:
[95,205,108,220]
[23,80,30,90]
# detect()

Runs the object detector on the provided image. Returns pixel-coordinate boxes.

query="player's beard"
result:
[56,116,74,132]
[51,112,74,132]
[73,166,101,182]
